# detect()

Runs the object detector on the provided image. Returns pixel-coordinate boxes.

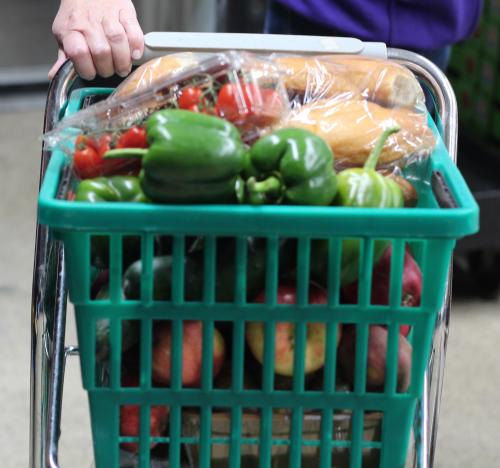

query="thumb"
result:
[48,49,68,80]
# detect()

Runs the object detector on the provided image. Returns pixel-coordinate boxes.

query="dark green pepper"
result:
[75,176,147,203]
[123,238,294,302]
[105,109,246,204]
[241,128,338,205]
[311,126,405,286]
[310,237,386,287]
[335,126,404,208]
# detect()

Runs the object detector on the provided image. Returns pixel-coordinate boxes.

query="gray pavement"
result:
[0,105,498,468]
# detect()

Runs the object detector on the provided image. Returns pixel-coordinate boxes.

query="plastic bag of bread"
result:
[270,54,361,108]
[278,97,435,171]
[272,54,425,110]
[271,53,434,182]
[43,52,289,163]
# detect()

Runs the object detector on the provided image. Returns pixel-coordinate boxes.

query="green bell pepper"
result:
[74,176,147,203]
[75,176,146,269]
[311,237,383,287]
[335,126,404,208]
[241,128,338,205]
[104,109,246,204]
[311,126,405,287]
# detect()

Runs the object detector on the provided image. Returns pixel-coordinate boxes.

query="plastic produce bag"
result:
[43,51,290,178]
[44,49,435,198]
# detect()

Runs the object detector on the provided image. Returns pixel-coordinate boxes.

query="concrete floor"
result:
[0,105,499,468]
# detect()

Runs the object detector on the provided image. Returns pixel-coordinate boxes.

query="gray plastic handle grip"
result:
[141,31,387,61]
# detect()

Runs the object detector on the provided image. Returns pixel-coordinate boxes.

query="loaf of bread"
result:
[320,55,425,108]
[274,55,424,109]
[273,55,361,103]
[113,53,200,98]
[279,99,435,166]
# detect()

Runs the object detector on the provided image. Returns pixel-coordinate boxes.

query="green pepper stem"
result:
[246,176,283,205]
[103,148,148,159]
[364,125,401,170]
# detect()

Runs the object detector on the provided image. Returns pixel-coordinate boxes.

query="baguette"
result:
[273,56,361,102]
[320,55,425,108]
[279,99,435,167]
[274,55,424,109]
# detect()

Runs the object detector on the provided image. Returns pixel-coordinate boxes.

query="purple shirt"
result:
[275,0,482,49]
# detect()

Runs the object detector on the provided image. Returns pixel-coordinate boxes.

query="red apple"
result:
[246,283,342,377]
[120,404,169,453]
[119,373,169,453]
[338,325,412,393]
[341,246,422,336]
[152,321,225,386]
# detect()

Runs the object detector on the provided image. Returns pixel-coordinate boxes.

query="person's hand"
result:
[49,0,144,80]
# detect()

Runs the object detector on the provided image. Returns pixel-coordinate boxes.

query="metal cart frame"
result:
[29,37,458,468]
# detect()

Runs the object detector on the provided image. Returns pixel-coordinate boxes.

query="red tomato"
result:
[116,126,148,149]
[73,132,141,179]
[75,134,98,151]
[97,133,113,156]
[73,144,101,179]
[216,83,285,125]
[216,82,257,122]
[178,86,204,111]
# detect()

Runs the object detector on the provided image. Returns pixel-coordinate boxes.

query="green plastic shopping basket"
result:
[38,87,478,468]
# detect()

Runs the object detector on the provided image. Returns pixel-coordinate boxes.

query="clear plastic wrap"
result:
[269,54,434,173]
[111,52,206,98]
[277,97,435,171]
[44,49,436,189]
[43,51,289,177]
[272,54,426,109]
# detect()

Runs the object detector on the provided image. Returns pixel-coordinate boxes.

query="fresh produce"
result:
[216,82,286,129]
[338,325,412,392]
[310,237,388,288]
[341,246,423,336]
[120,373,169,453]
[73,134,141,179]
[310,126,406,286]
[95,319,138,362]
[93,285,139,362]
[178,86,208,112]
[73,135,109,179]
[246,283,341,377]
[335,126,404,208]
[152,321,225,386]
[124,256,199,301]
[74,176,147,203]
[280,99,435,167]
[104,109,246,204]
[380,171,418,207]
[241,128,338,206]
[123,238,293,303]
[120,404,169,453]
[116,126,148,149]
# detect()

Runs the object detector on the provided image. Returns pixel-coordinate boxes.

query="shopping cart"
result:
[30,32,468,468]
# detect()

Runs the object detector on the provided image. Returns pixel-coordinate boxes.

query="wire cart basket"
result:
[30,32,478,468]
